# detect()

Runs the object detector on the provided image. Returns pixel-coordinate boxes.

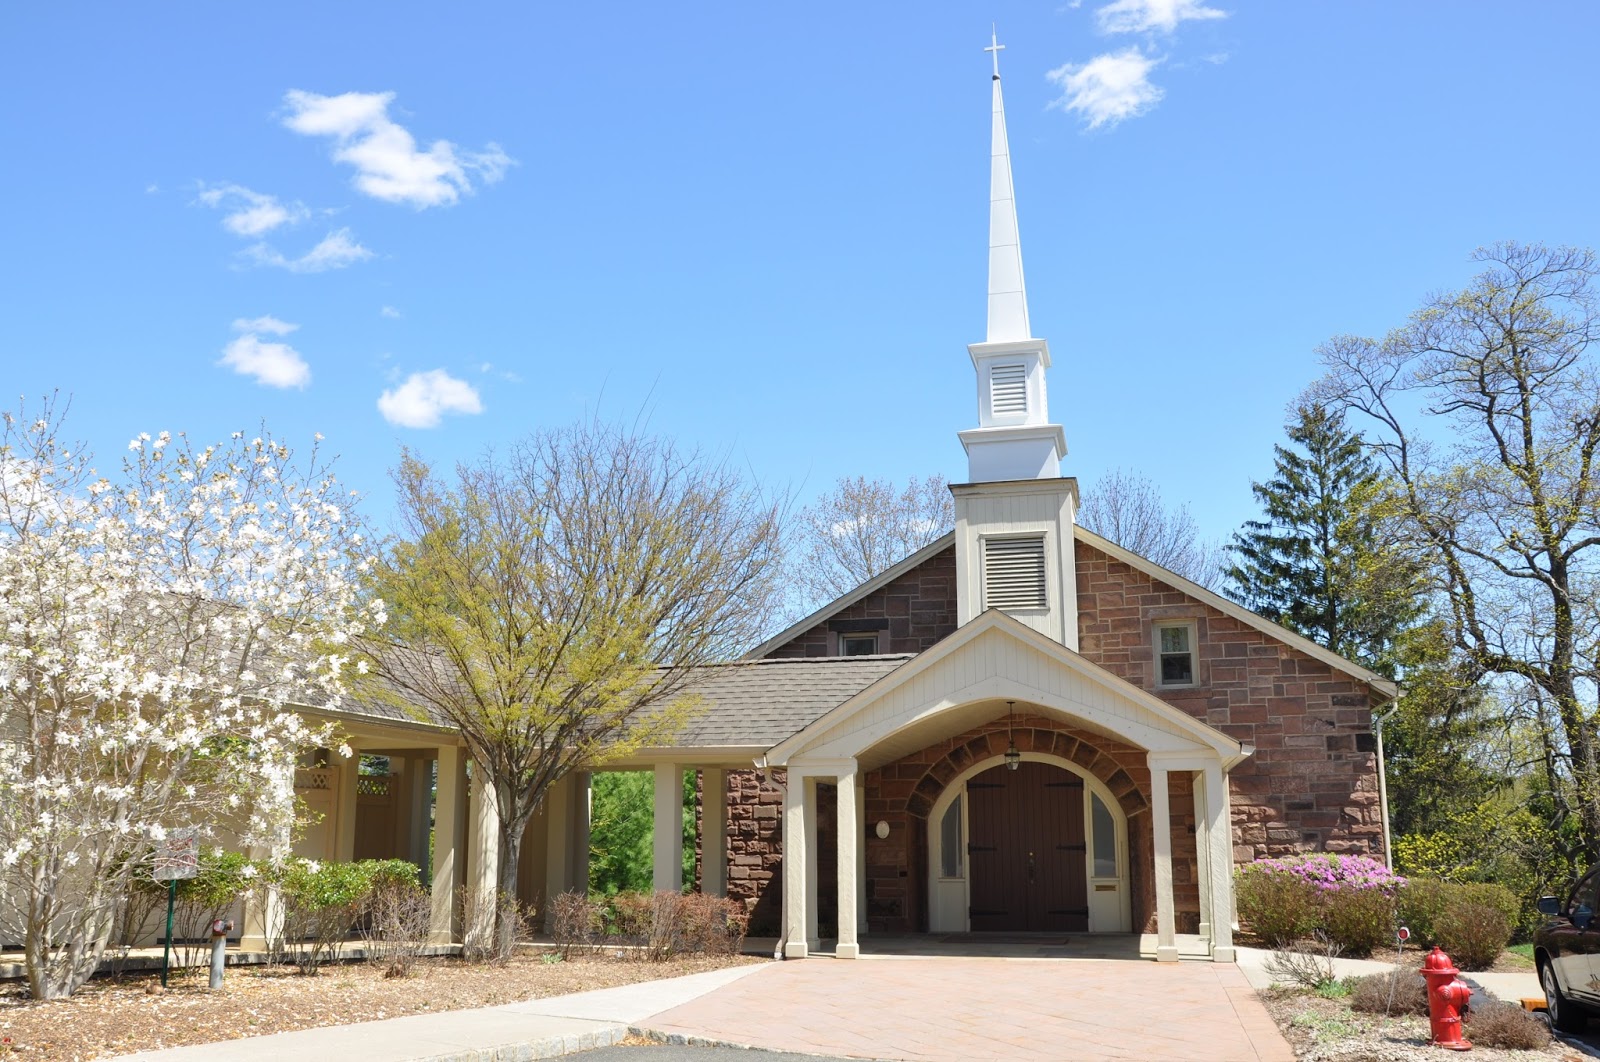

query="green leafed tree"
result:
[1314,241,1600,863]
[1223,402,1425,674]
[362,421,783,933]
[587,770,695,896]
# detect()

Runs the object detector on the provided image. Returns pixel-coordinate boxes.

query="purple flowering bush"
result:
[1236,854,1406,955]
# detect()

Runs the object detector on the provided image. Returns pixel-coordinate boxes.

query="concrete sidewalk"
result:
[1235,944,1544,1011]
[115,963,767,1061]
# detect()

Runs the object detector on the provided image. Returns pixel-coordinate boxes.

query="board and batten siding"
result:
[952,479,1079,650]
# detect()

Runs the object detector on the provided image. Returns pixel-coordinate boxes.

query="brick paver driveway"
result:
[639,956,1293,1061]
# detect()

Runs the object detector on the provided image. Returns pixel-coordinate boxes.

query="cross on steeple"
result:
[984,26,1005,79]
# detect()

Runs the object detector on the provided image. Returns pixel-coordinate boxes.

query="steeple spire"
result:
[985,29,1029,344]
[959,30,1065,484]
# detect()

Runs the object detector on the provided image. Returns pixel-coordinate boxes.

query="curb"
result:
[629,1027,891,1060]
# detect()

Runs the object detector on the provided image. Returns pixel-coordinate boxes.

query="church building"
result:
[253,39,1395,964]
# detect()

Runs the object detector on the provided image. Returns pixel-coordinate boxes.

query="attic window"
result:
[983,536,1047,611]
[990,363,1028,416]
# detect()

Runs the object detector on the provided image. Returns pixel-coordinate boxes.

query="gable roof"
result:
[1074,525,1398,700]
[765,607,1250,768]
[741,523,1397,701]
[743,533,957,660]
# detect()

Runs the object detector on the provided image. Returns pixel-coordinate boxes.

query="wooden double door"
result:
[966,761,1089,932]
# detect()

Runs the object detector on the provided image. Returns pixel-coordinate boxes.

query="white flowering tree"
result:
[0,400,382,999]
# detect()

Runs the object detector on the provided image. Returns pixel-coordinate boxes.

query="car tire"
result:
[1543,960,1589,1033]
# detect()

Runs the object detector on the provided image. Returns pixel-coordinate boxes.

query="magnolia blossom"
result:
[0,411,378,1000]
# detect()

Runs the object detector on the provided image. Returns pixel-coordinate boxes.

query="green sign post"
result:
[151,827,199,988]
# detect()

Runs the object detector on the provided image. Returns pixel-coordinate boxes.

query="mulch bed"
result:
[0,951,760,1060]
[1259,988,1582,1061]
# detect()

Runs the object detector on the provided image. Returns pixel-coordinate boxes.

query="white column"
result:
[409,757,433,872]
[1205,762,1237,963]
[702,768,727,897]
[334,747,360,862]
[782,769,810,958]
[1149,763,1178,962]
[469,762,500,898]
[1193,769,1212,943]
[836,767,859,959]
[430,745,468,943]
[856,776,868,938]
[653,764,684,893]
[543,773,571,905]
[571,770,592,895]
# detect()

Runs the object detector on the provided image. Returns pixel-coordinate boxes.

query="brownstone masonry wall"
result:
[723,768,785,935]
[1075,539,1384,862]
[767,547,957,657]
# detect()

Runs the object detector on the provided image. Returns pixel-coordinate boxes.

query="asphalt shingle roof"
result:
[655,654,914,748]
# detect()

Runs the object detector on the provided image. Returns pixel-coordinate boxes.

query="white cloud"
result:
[197,182,310,236]
[380,305,402,319]
[245,228,374,273]
[1047,49,1164,130]
[1095,0,1226,34]
[377,370,483,428]
[282,90,514,209]
[219,318,311,389]
[231,315,298,336]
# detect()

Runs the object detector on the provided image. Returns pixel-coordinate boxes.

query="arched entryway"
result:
[927,753,1131,934]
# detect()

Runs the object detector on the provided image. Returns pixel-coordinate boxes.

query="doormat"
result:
[938,933,1072,946]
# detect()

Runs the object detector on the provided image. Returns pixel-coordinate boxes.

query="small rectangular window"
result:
[1156,624,1196,686]
[1091,794,1117,878]
[840,634,879,656]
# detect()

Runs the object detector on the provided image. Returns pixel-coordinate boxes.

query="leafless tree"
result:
[1078,468,1221,588]
[786,475,955,615]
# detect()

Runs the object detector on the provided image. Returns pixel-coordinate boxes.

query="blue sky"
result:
[4,1,1598,551]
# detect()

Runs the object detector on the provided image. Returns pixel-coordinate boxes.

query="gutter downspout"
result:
[1373,692,1401,870]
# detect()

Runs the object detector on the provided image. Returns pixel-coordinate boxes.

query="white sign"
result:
[151,827,200,881]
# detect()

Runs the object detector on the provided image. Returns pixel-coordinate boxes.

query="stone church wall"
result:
[1074,540,1383,861]
[765,547,957,658]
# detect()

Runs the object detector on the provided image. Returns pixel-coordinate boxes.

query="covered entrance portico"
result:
[763,610,1252,963]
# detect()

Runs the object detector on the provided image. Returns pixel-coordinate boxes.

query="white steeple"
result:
[958,30,1067,484]
[951,31,1079,650]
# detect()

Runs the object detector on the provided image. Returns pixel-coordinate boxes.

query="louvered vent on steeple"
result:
[990,363,1027,416]
[982,536,1047,610]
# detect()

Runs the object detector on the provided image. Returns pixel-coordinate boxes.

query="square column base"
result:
[1155,945,1181,963]
[1211,946,1237,963]
[783,940,810,959]
[836,943,860,959]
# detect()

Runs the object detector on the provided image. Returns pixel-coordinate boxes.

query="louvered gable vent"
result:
[983,536,1047,611]
[990,363,1027,416]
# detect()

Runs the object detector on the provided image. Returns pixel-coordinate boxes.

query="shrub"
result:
[1397,877,1518,951]
[1434,902,1511,971]
[1464,1001,1551,1050]
[550,891,602,958]
[1237,854,1404,953]
[1348,967,1429,1016]
[361,877,433,979]
[275,858,413,974]
[1321,885,1398,958]
[1263,933,1342,989]
[678,893,749,957]
[1236,867,1320,946]
[606,891,655,947]
[459,887,531,964]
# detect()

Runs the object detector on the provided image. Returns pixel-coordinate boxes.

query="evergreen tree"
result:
[1224,403,1423,674]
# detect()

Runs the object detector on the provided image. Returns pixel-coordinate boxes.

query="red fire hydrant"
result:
[1421,946,1473,1051]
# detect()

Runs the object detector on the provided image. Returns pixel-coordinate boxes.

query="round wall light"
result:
[875,820,890,839]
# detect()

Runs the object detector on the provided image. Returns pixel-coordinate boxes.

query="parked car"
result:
[1536,868,1600,1032]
